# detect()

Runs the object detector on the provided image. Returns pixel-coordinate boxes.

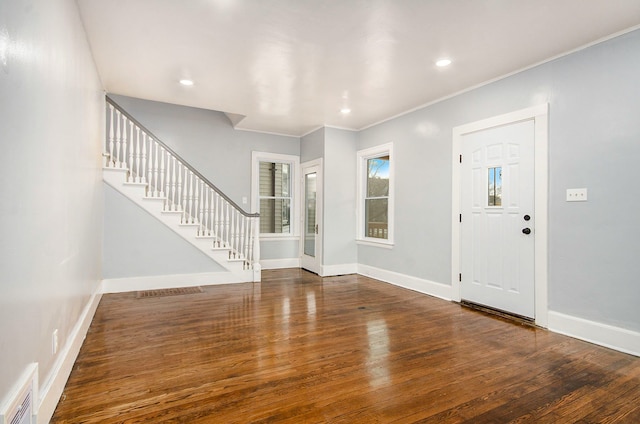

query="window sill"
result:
[356,239,394,249]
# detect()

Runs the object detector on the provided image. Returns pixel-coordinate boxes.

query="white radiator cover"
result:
[0,364,38,424]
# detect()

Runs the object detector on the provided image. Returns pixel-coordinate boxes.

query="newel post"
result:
[252,216,261,282]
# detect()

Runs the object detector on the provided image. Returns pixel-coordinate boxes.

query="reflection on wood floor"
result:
[52,269,640,423]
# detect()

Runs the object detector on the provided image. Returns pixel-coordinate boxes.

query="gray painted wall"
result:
[300,127,324,163]
[0,0,103,401]
[106,95,301,263]
[357,30,640,332]
[103,184,226,278]
[108,94,299,207]
[323,128,358,266]
[300,127,358,269]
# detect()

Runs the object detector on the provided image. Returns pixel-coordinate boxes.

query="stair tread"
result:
[103,166,128,172]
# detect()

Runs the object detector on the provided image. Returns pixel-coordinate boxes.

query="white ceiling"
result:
[77,0,640,137]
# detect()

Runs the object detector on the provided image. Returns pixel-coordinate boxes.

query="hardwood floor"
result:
[52,269,640,423]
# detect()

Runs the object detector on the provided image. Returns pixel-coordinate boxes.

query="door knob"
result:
[522,228,531,235]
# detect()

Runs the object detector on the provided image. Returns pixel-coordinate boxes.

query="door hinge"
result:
[459,213,462,223]
[459,154,462,163]
[459,273,462,282]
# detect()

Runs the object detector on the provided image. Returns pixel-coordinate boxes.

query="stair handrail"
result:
[106,95,258,218]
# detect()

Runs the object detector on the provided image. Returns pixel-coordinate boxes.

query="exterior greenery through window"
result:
[358,143,393,244]
[259,162,291,233]
[365,155,390,239]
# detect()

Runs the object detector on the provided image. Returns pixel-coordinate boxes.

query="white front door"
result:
[300,160,322,274]
[460,120,535,318]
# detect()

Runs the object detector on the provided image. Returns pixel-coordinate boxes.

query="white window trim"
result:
[251,151,300,238]
[356,142,394,247]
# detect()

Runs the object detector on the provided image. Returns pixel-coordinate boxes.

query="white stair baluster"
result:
[213,192,219,245]
[196,178,204,236]
[193,176,200,226]
[202,186,209,236]
[222,202,228,250]
[128,122,134,181]
[121,118,127,170]
[233,209,239,258]
[227,202,233,252]
[229,208,235,257]
[242,215,249,261]
[219,194,224,247]
[188,172,194,223]
[246,217,252,268]
[223,204,228,249]
[228,207,233,252]
[182,168,189,223]
[115,109,122,168]
[135,127,141,182]
[235,209,241,258]
[146,138,152,195]
[140,132,147,184]
[108,104,114,167]
[176,162,183,212]
[238,214,245,260]
[146,137,154,195]
[247,217,254,268]
[251,216,260,270]
[209,191,215,240]
[171,157,177,210]
[152,142,159,197]
[246,216,252,263]
[160,147,166,199]
[210,190,216,238]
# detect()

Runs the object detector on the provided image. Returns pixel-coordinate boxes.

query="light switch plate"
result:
[566,188,588,202]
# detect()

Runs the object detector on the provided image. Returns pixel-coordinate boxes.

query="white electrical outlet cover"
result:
[566,188,588,202]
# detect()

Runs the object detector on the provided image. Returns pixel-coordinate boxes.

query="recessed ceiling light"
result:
[179,79,194,86]
[340,107,351,114]
[436,58,452,67]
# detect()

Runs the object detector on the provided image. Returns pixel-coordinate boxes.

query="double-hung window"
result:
[357,143,394,245]
[251,152,299,237]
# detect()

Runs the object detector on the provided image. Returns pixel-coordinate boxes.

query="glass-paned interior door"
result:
[304,172,317,257]
[301,160,322,275]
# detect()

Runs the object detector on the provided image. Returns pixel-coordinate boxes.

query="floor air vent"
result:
[136,286,204,299]
[0,364,37,424]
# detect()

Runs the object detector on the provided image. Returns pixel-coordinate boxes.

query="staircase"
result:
[102,96,261,283]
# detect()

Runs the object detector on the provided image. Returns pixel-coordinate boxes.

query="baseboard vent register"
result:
[0,364,38,424]
[136,287,204,299]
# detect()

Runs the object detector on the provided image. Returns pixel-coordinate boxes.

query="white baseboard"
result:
[357,263,454,301]
[548,311,640,357]
[260,258,300,270]
[101,271,253,293]
[321,263,358,277]
[37,287,102,424]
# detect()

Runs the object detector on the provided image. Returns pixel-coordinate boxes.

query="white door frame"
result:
[300,158,323,274]
[451,104,549,327]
